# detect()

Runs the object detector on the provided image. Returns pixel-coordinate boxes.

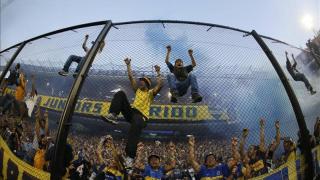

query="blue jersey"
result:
[143,165,165,180]
[198,164,230,180]
[233,163,244,179]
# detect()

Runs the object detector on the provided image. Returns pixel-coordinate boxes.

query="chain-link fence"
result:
[0,23,104,179]
[0,20,319,180]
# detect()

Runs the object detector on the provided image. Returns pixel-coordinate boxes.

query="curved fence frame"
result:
[0,20,315,179]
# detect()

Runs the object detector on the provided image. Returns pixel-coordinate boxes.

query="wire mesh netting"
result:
[0,25,104,179]
[0,21,319,180]
[70,22,303,179]
[262,38,320,129]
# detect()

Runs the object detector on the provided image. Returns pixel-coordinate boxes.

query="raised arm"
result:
[35,106,41,139]
[82,34,89,53]
[291,54,297,69]
[188,135,201,173]
[164,142,177,172]
[110,142,124,170]
[44,110,50,137]
[133,143,145,170]
[239,128,249,157]
[18,73,26,89]
[124,58,138,91]
[97,137,106,165]
[165,45,171,64]
[231,137,241,162]
[30,75,37,97]
[270,120,280,152]
[285,51,290,63]
[152,65,163,96]
[188,49,196,67]
[259,118,266,152]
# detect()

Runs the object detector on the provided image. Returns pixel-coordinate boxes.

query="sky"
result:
[0,0,319,51]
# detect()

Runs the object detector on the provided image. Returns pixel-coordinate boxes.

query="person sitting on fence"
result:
[0,63,20,94]
[165,45,202,103]
[285,51,316,95]
[58,34,105,78]
[100,58,163,169]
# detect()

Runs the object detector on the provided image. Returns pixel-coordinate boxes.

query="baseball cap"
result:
[139,77,151,88]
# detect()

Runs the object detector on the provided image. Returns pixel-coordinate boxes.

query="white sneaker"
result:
[58,70,68,76]
[124,156,134,169]
[100,113,118,125]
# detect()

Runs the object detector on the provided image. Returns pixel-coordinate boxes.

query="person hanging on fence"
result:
[58,34,105,78]
[285,51,316,95]
[165,45,202,103]
[100,58,163,169]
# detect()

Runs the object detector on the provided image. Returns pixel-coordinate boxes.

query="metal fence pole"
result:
[51,21,112,179]
[251,30,314,179]
[0,42,26,86]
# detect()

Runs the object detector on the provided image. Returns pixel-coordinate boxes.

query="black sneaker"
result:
[73,72,78,78]
[311,90,317,95]
[100,114,118,125]
[170,91,178,103]
[58,70,68,76]
[192,93,203,103]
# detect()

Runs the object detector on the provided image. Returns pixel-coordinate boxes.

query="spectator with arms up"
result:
[134,142,176,180]
[188,135,232,179]
[165,45,202,103]
[101,58,163,169]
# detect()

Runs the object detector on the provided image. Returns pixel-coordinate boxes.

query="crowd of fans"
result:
[1,110,320,179]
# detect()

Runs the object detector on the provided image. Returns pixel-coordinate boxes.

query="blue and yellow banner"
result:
[39,95,213,121]
[5,89,215,121]
[0,137,50,180]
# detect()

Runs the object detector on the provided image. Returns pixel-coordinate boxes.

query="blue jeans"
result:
[62,55,84,73]
[167,73,199,96]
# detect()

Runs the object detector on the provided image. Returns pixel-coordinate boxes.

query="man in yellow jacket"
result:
[101,58,163,169]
